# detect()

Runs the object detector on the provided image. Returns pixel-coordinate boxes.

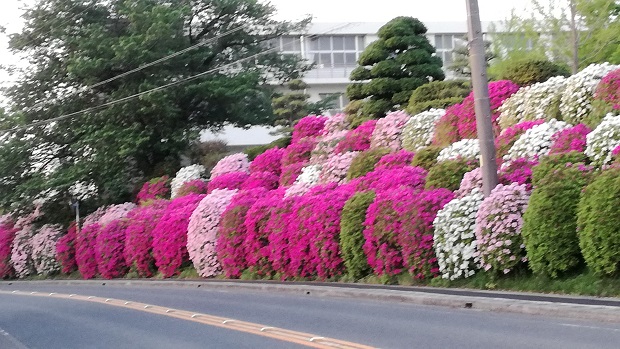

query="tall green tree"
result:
[448,35,495,78]
[0,0,309,220]
[346,17,444,119]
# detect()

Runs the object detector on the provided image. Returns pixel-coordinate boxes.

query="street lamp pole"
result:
[466,0,498,196]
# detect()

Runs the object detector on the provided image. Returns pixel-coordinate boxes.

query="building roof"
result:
[305,21,501,35]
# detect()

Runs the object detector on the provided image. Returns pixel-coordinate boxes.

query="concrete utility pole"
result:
[465,0,498,197]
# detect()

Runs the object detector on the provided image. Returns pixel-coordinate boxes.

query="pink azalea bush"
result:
[217,189,266,278]
[56,223,77,274]
[266,196,301,278]
[136,175,170,204]
[475,183,530,274]
[375,150,415,170]
[613,144,620,162]
[455,168,483,199]
[244,189,285,277]
[176,179,209,197]
[549,124,591,155]
[322,113,349,135]
[207,172,248,193]
[95,219,129,279]
[499,158,538,191]
[152,193,205,277]
[281,139,314,167]
[0,215,16,278]
[495,120,545,159]
[319,151,358,184]
[249,147,284,175]
[370,111,410,151]
[98,203,136,226]
[242,171,279,190]
[286,184,355,280]
[187,189,237,277]
[75,206,108,279]
[210,153,250,178]
[284,181,314,198]
[124,200,169,277]
[594,68,620,110]
[355,166,428,193]
[31,224,63,275]
[310,130,347,164]
[279,163,305,187]
[291,115,327,143]
[11,215,37,278]
[334,119,377,153]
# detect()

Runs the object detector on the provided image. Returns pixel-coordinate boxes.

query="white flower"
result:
[437,139,480,162]
[401,108,445,151]
[170,164,205,198]
[296,164,321,185]
[585,113,620,166]
[505,119,571,161]
[433,190,484,280]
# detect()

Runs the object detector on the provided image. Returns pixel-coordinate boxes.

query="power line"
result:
[0,22,355,135]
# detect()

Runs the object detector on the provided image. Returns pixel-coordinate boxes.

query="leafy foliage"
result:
[346,148,391,180]
[340,191,375,280]
[406,80,470,115]
[496,58,569,86]
[411,146,442,171]
[425,158,477,191]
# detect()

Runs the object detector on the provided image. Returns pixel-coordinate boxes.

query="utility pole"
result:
[466,0,498,197]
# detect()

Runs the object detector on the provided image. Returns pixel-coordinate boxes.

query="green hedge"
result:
[407,80,470,115]
[346,148,391,180]
[340,191,376,280]
[424,158,476,191]
[496,58,570,86]
[411,146,442,171]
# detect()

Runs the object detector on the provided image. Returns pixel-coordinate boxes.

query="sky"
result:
[0,0,530,144]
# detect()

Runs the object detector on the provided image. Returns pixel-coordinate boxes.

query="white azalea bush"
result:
[498,76,567,129]
[170,164,206,198]
[433,189,484,280]
[401,108,445,152]
[585,113,620,165]
[560,63,619,125]
[284,164,322,197]
[505,119,571,161]
[436,139,480,162]
[31,224,63,275]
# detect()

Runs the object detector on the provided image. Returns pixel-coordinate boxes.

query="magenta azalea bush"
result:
[249,147,284,176]
[243,189,285,277]
[319,152,358,184]
[280,139,314,168]
[549,124,591,155]
[56,223,77,274]
[210,153,250,178]
[217,189,266,278]
[242,171,279,190]
[152,193,205,277]
[0,215,16,278]
[187,189,237,278]
[370,111,410,151]
[475,183,530,275]
[355,166,427,193]
[279,162,305,187]
[495,120,545,159]
[177,179,209,197]
[499,158,538,191]
[334,119,377,153]
[31,224,63,276]
[76,223,101,279]
[124,200,169,277]
[375,150,415,170]
[291,115,327,143]
[594,68,620,110]
[266,196,300,278]
[95,219,129,279]
[136,175,170,204]
[207,172,248,193]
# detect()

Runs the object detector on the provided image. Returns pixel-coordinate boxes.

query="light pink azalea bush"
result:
[455,168,483,199]
[319,152,358,184]
[0,215,16,278]
[11,214,37,278]
[322,113,349,135]
[187,189,237,277]
[124,200,169,277]
[210,153,250,178]
[475,183,530,274]
[370,111,410,151]
[31,224,63,276]
[152,194,205,277]
[310,130,347,165]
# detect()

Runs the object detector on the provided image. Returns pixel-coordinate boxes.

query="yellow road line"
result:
[0,290,375,349]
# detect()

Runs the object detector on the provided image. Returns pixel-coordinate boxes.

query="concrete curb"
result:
[3,279,620,323]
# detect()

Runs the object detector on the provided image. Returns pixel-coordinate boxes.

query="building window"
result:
[307,35,364,68]
[319,93,349,111]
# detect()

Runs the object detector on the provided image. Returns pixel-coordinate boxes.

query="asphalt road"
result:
[1,282,619,349]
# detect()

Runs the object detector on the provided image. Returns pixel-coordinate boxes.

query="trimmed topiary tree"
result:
[406,80,470,115]
[496,58,569,86]
[347,16,444,118]
[425,158,477,191]
[577,166,620,276]
[346,148,391,180]
[340,191,376,280]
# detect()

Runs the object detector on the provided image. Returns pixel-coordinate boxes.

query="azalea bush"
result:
[310,130,347,164]
[577,166,620,276]
[291,115,327,143]
[11,216,37,278]
[266,196,300,278]
[210,153,250,178]
[346,148,391,180]
[136,175,170,204]
[504,119,571,161]
[152,193,205,277]
[401,108,445,152]
[207,172,248,193]
[411,146,442,171]
[340,191,375,280]
[170,164,205,198]
[319,152,358,184]
[31,224,63,276]
[217,189,265,278]
[499,158,538,191]
[432,103,461,147]
[334,119,376,153]
[522,163,592,277]
[76,223,101,279]
[56,223,77,274]
[425,158,477,191]
[187,189,237,278]
[433,190,484,280]
[0,215,16,278]
[95,219,129,279]
[370,111,410,151]
[242,171,279,190]
[375,150,415,170]
[280,139,315,167]
[124,200,168,277]
[249,147,284,176]
[474,183,530,275]
[355,166,428,193]
[495,120,545,159]
[498,76,566,129]
[322,113,349,135]
[455,167,482,199]
[436,139,479,162]
[560,63,618,125]
[593,68,620,111]
[176,179,209,197]
[279,163,305,187]
[549,124,591,155]
[585,113,620,165]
